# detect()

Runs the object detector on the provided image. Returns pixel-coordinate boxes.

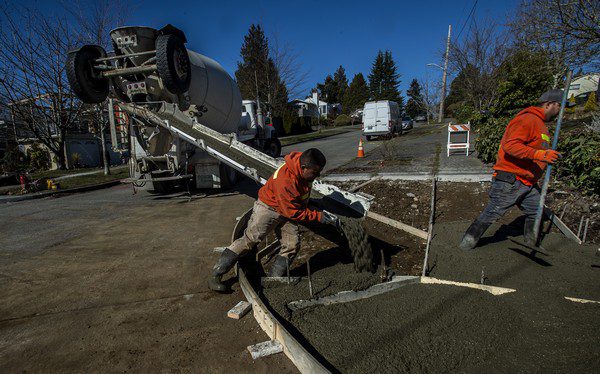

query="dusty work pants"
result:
[229,200,300,259]
[476,179,541,225]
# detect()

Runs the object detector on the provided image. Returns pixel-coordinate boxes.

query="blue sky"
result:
[22,0,518,99]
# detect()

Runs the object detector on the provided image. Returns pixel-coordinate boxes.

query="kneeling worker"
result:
[459,89,573,250]
[208,148,340,292]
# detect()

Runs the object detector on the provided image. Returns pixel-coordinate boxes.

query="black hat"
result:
[538,89,576,107]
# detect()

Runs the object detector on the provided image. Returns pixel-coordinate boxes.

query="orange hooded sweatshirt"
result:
[258,151,322,222]
[493,106,551,185]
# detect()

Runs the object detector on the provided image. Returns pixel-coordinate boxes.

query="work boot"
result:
[268,255,291,277]
[207,248,238,293]
[523,219,537,247]
[459,219,490,250]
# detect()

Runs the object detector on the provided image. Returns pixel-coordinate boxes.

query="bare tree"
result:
[510,0,600,86]
[0,5,82,169]
[447,19,510,112]
[0,1,125,171]
[419,76,441,124]
[270,33,310,100]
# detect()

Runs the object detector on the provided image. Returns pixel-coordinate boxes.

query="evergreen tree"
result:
[342,73,370,114]
[333,65,349,105]
[368,50,402,108]
[317,75,338,103]
[405,79,424,118]
[234,24,288,115]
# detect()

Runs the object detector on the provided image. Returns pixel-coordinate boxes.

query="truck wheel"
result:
[264,138,282,158]
[66,45,109,104]
[365,135,372,141]
[156,34,191,94]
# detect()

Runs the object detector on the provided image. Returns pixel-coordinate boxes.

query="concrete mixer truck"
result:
[66,24,281,192]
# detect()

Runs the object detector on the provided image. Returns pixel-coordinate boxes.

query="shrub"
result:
[1,146,29,173]
[333,114,352,127]
[555,128,600,195]
[584,92,598,112]
[473,115,508,164]
[452,103,477,124]
[71,152,82,168]
[28,143,50,170]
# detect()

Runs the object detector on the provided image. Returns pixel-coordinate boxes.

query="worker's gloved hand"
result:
[533,149,561,164]
[320,210,341,229]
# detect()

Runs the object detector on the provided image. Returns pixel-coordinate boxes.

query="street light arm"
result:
[426,63,444,70]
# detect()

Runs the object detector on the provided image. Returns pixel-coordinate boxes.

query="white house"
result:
[289,99,319,118]
[569,73,599,99]
[301,91,340,118]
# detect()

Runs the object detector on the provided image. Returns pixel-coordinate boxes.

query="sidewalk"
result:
[327,123,492,177]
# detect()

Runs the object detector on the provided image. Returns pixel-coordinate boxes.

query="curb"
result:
[0,180,124,204]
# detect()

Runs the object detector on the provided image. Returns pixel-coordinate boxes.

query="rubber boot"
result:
[268,255,291,277]
[523,218,537,247]
[207,248,238,293]
[459,219,490,250]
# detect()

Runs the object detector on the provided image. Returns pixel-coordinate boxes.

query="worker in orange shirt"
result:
[459,89,574,250]
[208,148,340,292]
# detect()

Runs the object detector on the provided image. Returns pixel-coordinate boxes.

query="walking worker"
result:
[459,89,575,250]
[208,148,341,292]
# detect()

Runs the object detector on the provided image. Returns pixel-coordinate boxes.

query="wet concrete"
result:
[339,217,374,272]
[259,220,600,372]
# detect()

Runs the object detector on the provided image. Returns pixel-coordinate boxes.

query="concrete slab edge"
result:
[323,173,492,183]
[420,276,516,296]
[238,268,330,373]
[564,296,600,304]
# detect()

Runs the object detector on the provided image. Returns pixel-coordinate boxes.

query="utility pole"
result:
[439,24,451,123]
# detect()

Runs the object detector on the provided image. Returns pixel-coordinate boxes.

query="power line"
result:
[455,0,478,41]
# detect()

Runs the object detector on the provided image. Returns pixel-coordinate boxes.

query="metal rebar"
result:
[307,258,313,299]
[578,216,585,238]
[480,267,485,285]
[286,260,290,285]
[560,204,568,220]
[532,70,573,245]
[582,218,590,243]
[380,249,387,283]
[422,177,437,276]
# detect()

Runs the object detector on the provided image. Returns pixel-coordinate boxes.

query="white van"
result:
[361,100,401,140]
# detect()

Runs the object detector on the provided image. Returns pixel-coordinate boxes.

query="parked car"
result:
[401,116,414,130]
[415,115,426,122]
[362,100,401,140]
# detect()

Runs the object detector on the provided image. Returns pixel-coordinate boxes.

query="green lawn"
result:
[280,127,353,146]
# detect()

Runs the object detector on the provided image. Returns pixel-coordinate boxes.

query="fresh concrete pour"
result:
[256,224,599,372]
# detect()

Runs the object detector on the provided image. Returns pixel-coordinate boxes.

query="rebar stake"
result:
[380,249,387,283]
[480,267,486,285]
[286,260,290,285]
[582,218,590,243]
[560,204,568,220]
[577,216,584,238]
[307,258,314,299]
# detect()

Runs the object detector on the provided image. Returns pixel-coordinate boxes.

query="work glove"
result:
[533,149,561,164]
[320,210,341,230]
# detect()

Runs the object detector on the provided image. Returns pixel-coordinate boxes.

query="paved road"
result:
[282,127,381,172]
[0,184,296,372]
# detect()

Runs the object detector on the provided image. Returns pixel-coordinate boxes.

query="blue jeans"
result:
[477,179,541,225]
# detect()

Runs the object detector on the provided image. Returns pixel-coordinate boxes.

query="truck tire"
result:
[66,45,109,104]
[264,138,282,158]
[365,135,372,141]
[156,34,191,94]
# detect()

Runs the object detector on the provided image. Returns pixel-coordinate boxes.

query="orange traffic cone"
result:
[357,138,365,158]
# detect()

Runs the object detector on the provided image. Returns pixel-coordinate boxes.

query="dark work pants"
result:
[476,179,541,225]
